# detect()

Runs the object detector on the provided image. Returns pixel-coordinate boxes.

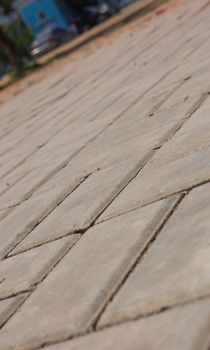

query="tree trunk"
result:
[0,27,22,70]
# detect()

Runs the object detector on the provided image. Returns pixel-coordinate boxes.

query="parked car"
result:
[74,1,120,33]
[30,26,77,57]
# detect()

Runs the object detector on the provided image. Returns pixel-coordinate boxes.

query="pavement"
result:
[0,0,210,349]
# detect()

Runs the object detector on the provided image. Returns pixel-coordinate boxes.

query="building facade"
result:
[15,0,73,35]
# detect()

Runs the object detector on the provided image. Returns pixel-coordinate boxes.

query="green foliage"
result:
[3,21,33,58]
[0,1,34,74]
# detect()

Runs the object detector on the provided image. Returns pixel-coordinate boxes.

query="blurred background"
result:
[0,0,139,77]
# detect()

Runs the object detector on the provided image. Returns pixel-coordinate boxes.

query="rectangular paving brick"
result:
[160,69,210,109]
[98,146,210,222]
[174,95,210,136]
[0,173,84,259]
[0,209,10,223]
[99,183,210,327]
[0,196,179,350]
[88,87,196,154]
[70,138,149,174]
[0,295,27,329]
[147,121,210,169]
[46,300,210,350]
[0,161,70,209]
[10,157,150,253]
[0,236,78,299]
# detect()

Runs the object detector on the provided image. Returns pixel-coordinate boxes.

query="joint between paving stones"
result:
[0,234,81,333]
[95,294,210,334]
[3,174,91,260]
[192,0,210,17]
[92,194,185,331]
[96,93,210,225]
[23,293,210,350]
[0,293,29,332]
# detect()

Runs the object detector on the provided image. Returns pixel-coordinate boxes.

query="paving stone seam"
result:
[99,177,210,225]
[89,91,126,122]
[6,184,193,259]
[0,293,29,331]
[7,230,82,258]
[0,40,192,201]
[86,78,204,229]
[97,93,209,224]
[1,106,120,207]
[0,238,81,299]
[0,11,194,181]
[0,61,179,187]
[4,175,90,260]
[150,93,208,134]
[118,4,186,67]
[0,236,81,331]
[0,290,33,303]
[97,293,210,332]
[0,208,12,223]
[127,2,196,67]
[147,79,186,117]
[0,148,38,181]
[161,37,196,64]
[0,65,121,166]
[6,88,204,252]
[191,0,210,17]
[7,152,153,257]
[21,196,185,350]
[0,168,34,198]
[38,295,210,350]
[1,27,145,147]
[182,37,208,61]
[0,101,79,162]
[93,194,185,330]
[94,21,177,84]
[113,64,182,119]
[0,63,182,210]
[0,159,76,209]
[0,79,206,218]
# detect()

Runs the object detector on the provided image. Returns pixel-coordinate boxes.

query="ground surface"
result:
[0,0,210,349]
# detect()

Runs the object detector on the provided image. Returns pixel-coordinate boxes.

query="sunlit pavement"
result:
[0,0,210,349]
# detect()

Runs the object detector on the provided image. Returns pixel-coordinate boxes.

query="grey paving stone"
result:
[0,161,70,209]
[147,121,210,169]
[174,95,210,136]
[0,236,78,299]
[160,69,210,110]
[0,209,10,223]
[0,294,27,329]
[99,183,210,326]
[46,300,210,350]
[0,196,179,350]
[11,157,150,252]
[0,151,33,180]
[0,120,109,209]
[89,95,200,154]
[67,138,149,175]
[98,146,210,223]
[0,173,84,259]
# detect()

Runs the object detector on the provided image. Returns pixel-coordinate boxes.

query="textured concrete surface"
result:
[0,295,27,328]
[1,0,210,349]
[45,300,210,350]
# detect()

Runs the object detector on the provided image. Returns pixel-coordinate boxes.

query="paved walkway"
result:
[0,0,210,348]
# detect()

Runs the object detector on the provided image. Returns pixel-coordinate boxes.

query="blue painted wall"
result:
[20,0,71,35]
